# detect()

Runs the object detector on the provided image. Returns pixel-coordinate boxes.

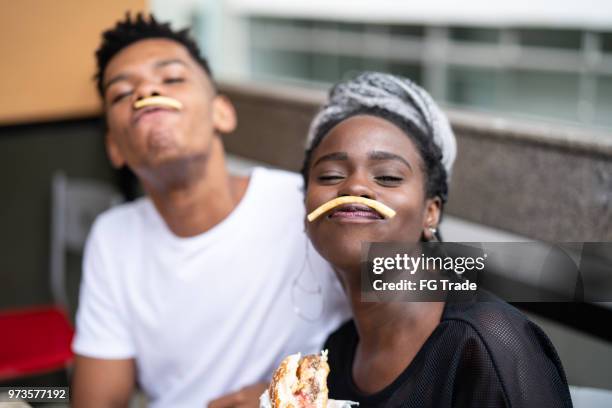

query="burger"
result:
[268,351,329,408]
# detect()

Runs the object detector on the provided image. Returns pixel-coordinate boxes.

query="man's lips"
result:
[132,106,178,125]
[328,203,384,220]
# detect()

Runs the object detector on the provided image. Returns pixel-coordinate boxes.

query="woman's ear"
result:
[105,132,126,168]
[212,94,237,134]
[423,196,442,230]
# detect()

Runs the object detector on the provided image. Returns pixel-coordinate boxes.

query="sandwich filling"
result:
[269,351,330,408]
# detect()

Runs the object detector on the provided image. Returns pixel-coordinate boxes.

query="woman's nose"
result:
[338,172,375,199]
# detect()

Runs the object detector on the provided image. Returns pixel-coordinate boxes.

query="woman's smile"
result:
[328,203,384,222]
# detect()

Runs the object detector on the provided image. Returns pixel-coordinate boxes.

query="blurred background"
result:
[0,0,611,406]
[182,0,612,129]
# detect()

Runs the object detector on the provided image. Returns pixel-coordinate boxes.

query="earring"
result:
[428,227,438,242]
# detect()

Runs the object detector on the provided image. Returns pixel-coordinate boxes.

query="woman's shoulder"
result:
[440,290,571,405]
[323,319,357,385]
[441,290,556,360]
[444,290,526,327]
[324,319,356,349]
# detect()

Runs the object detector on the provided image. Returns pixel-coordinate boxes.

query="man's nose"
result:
[134,81,161,101]
[338,172,375,199]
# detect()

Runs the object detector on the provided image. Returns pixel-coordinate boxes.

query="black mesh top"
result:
[324,291,573,407]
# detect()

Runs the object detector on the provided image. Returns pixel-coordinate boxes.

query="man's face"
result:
[102,38,227,173]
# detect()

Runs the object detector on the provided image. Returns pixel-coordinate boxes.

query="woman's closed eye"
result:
[375,175,404,186]
[317,174,345,183]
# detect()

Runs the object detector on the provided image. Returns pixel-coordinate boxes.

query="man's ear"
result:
[105,132,126,168]
[212,94,237,134]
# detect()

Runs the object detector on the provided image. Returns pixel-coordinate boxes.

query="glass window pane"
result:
[362,58,389,73]
[289,18,314,30]
[498,70,580,121]
[595,76,612,126]
[338,56,366,80]
[336,22,365,33]
[601,32,612,54]
[389,25,425,38]
[311,53,340,83]
[251,49,312,81]
[388,63,422,85]
[518,28,582,49]
[447,66,498,108]
[450,27,500,43]
[312,20,338,31]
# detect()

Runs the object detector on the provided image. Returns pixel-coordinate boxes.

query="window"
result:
[518,28,582,49]
[245,16,612,129]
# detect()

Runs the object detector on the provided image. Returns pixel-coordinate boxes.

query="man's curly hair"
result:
[95,12,212,98]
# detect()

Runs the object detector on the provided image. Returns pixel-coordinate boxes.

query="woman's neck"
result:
[341,266,445,394]
[350,295,444,354]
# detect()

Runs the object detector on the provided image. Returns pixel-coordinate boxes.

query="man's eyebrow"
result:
[154,59,188,69]
[313,152,348,167]
[104,74,129,92]
[368,150,412,171]
[103,59,188,92]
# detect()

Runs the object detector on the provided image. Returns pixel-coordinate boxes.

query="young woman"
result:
[302,72,572,407]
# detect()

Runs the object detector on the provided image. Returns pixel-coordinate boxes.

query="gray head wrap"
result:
[306,71,457,179]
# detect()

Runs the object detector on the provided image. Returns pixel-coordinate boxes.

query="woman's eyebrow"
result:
[313,152,348,167]
[368,150,412,171]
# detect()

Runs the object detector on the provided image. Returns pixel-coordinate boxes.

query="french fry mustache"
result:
[133,96,183,110]
[307,196,396,222]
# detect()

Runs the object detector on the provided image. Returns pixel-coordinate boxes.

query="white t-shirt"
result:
[73,167,350,407]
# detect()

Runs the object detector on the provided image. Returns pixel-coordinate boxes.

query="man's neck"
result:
[142,139,250,237]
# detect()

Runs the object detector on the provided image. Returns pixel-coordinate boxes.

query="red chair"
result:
[0,172,120,382]
[0,306,74,381]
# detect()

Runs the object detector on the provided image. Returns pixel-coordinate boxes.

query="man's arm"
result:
[72,218,138,408]
[208,382,268,408]
[71,355,136,408]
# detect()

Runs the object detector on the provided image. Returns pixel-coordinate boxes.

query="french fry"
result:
[307,196,396,222]
[133,96,183,110]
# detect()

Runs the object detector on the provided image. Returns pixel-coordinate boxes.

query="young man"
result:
[71,14,349,408]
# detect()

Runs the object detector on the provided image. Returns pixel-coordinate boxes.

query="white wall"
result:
[226,0,612,29]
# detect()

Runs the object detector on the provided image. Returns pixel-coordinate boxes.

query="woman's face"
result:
[305,114,441,272]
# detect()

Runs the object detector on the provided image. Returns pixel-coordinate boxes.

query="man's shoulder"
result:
[253,167,303,192]
[90,197,152,240]
[248,167,305,217]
